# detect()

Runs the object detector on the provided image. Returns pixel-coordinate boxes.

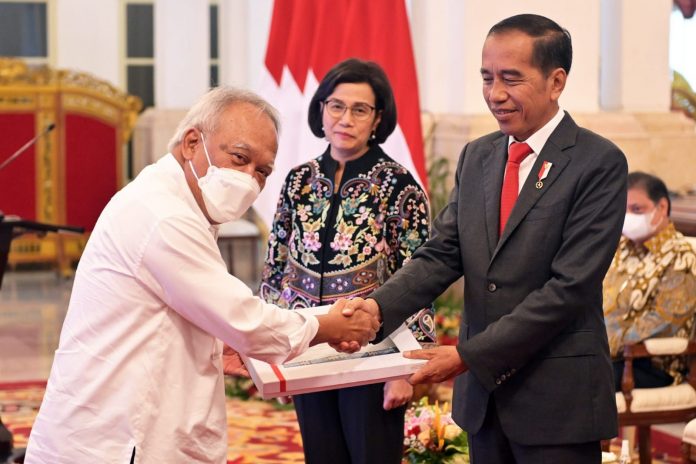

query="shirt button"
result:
[495,378,502,385]
[488,283,497,292]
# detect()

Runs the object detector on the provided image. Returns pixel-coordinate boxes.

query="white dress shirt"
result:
[507,107,565,192]
[25,154,319,464]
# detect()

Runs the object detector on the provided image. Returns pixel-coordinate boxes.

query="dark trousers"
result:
[613,358,673,391]
[293,382,406,464]
[469,398,601,464]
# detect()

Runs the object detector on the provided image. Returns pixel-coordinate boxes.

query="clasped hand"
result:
[320,298,381,353]
[329,297,381,353]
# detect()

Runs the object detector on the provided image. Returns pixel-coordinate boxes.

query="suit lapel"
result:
[491,114,577,262]
[482,136,508,256]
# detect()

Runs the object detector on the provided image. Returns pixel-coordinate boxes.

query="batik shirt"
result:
[603,223,696,382]
[260,145,435,342]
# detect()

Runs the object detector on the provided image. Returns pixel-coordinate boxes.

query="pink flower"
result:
[365,233,378,246]
[330,233,353,252]
[302,231,321,252]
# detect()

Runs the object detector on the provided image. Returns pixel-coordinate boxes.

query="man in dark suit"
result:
[343,13,626,463]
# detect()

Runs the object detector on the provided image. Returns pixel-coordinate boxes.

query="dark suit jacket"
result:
[371,113,626,445]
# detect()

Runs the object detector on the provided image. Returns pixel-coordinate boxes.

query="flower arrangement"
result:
[404,397,469,464]
[433,292,463,346]
[224,375,259,400]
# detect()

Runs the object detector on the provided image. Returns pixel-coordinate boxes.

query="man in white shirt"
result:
[24,87,379,464]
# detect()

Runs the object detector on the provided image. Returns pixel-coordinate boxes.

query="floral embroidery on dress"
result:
[260,145,435,342]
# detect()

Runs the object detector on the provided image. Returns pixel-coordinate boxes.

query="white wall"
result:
[599,0,672,111]
[410,0,467,115]
[671,8,696,89]
[246,0,274,92]
[219,0,273,90]
[154,0,210,108]
[219,0,247,87]
[54,0,121,86]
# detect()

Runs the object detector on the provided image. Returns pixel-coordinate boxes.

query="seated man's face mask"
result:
[622,208,658,243]
[189,131,261,224]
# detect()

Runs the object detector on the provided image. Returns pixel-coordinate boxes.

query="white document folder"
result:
[241,305,426,399]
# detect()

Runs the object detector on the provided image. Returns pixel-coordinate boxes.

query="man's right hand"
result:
[312,298,381,352]
[330,297,382,352]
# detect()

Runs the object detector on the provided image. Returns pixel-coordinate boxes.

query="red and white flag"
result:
[255,0,427,228]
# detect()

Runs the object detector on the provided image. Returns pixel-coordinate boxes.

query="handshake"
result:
[224,297,467,388]
[222,298,381,379]
[312,297,382,353]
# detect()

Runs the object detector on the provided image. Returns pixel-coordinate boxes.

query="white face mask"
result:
[622,209,658,242]
[189,132,261,223]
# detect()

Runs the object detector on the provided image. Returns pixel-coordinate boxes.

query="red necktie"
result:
[499,142,533,235]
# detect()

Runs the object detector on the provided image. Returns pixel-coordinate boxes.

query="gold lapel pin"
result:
[535,161,553,190]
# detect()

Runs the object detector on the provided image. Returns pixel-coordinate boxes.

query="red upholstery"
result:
[64,114,118,230]
[0,114,37,219]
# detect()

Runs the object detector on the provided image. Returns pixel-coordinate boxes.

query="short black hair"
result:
[488,14,573,76]
[627,171,671,216]
[308,58,397,145]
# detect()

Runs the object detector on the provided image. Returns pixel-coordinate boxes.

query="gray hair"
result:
[167,86,281,152]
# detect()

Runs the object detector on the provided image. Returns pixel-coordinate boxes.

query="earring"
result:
[370,130,376,140]
[322,126,327,140]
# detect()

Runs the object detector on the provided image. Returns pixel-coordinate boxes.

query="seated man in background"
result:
[604,171,696,391]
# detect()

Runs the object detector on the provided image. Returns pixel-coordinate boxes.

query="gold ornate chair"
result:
[0,58,141,274]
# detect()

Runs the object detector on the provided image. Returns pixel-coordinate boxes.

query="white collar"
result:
[508,107,565,155]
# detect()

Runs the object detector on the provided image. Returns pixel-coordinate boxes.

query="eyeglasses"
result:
[323,98,376,121]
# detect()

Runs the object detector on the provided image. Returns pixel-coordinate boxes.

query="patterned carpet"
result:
[0,381,685,463]
[0,381,303,463]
